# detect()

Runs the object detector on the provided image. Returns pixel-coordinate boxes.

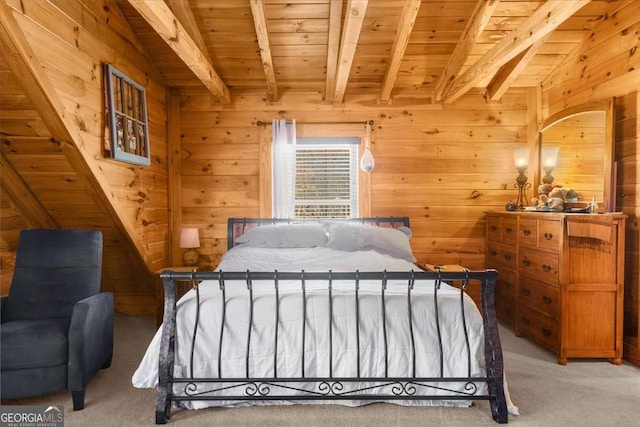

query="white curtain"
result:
[272,119,296,217]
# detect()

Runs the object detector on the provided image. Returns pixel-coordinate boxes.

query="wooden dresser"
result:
[485,211,626,364]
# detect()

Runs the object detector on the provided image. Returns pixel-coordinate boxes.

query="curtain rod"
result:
[256,120,374,127]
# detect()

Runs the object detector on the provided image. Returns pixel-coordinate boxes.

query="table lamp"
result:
[179,227,200,266]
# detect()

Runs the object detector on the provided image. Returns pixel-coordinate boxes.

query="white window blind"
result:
[294,141,358,218]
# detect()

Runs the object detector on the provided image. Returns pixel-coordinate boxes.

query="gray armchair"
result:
[1,229,113,410]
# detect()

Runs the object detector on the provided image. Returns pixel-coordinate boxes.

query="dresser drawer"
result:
[487,215,517,244]
[486,241,500,268]
[495,294,515,326]
[496,268,516,299]
[487,216,501,242]
[501,217,517,245]
[518,277,559,318]
[518,218,537,248]
[487,242,516,271]
[519,247,559,286]
[517,304,559,352]
[538,220,562,253]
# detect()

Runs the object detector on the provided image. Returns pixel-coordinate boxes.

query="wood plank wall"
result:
[616,92,640,366]
[542,0,640,365]
[0,192,29,295]
[177,89,530,271]
[0,0,170,315]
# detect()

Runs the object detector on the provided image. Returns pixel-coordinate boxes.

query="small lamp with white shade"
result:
[179,227,200,266]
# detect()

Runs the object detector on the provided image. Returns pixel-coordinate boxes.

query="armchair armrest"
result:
[67,292,114,392]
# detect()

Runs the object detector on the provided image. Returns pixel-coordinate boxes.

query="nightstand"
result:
[422,263,482,311]
[155,266,198,327]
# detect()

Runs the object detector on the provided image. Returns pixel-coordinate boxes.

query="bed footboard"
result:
[155,270,507,424]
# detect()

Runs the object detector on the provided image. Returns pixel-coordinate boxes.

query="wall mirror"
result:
[537,100,615,212]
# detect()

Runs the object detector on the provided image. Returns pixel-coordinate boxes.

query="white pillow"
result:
[324,222,416,262]
[235,223,328,248]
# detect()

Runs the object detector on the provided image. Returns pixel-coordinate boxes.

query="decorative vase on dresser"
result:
[485,211,626,365]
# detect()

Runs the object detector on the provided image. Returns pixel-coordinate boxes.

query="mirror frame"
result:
[536,99,615,212]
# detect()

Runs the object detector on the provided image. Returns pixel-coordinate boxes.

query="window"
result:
[264,123,371,219]
[294,138,359,218]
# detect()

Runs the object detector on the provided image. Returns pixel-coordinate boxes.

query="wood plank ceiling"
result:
[117,0,614,104]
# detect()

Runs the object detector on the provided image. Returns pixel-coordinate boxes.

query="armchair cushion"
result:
[2,229,102,322]
[1,318,70,370]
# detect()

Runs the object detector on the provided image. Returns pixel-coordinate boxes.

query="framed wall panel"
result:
[104,64,150,166]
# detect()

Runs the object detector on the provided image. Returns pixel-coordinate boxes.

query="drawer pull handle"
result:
[522,317,530,325]
[522,288,531,296]
[541,328,552,337]
[491,225,498,231]
[505,227,512,234]
[490,250,497,257]
[523,229,531,236]
[522,258,531,267]
[544,232,553,240]
[504,281,512,288]
[543,296,552,304]
[504,254,512,261]
[542,264,552,273]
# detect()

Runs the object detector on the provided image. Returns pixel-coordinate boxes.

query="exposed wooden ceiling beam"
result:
[127,0,231,104]
[165,0,213,65]
[250,0,278,102]
[443,0,591,103]
[380,0,421,102]
[434,0,499,102]
[324,0,343,102]
[486,35,549,101]
[0,152,59,229]
[333,0,368,103]
[0,0,155,273]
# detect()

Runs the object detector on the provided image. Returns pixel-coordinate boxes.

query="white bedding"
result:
[133,246,490,410]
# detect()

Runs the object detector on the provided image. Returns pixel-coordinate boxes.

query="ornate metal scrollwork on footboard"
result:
[155,270,507,424]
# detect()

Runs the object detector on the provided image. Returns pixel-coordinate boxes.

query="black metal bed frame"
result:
[155,218,508,424]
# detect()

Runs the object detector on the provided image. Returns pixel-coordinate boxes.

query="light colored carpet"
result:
[3,314,639,426]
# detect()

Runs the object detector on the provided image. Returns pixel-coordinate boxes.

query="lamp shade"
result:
[541,147,560,170]
[179,228,200,249]
[513,147,530,170]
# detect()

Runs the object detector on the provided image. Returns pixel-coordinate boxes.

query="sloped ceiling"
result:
[0,0,161,313]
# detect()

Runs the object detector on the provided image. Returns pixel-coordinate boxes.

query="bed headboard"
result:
[227,217,410,250]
